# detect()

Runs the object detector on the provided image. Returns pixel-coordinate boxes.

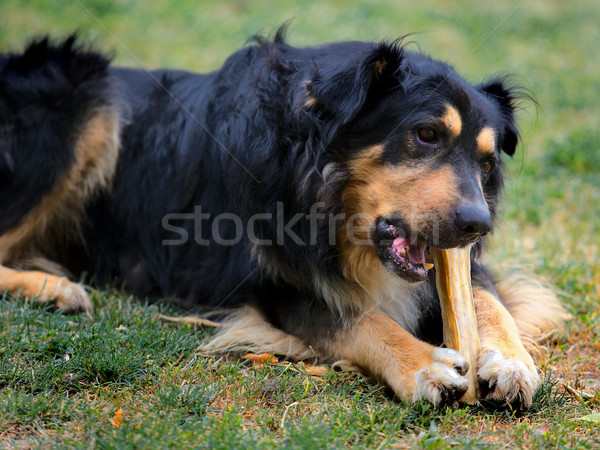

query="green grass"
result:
[1,0,600,447]
[2,293,598,448]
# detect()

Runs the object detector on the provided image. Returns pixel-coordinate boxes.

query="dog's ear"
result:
[478,80,520,157]
[304,42,404,126]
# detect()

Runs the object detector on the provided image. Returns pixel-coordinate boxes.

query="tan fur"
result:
[343,151,459,222]
[371,60,388,79]
[303,80,318,109]
[0,107,121,266]
[204,308,470,403]
[74,107,121,198]
[328,313,434,372]
[474,289,529,360]
[476,127,496,157]
[0,266,91,313]
[304,95,318,109]
[340,144,459,289]
[13,257,71,277]
[473,288,543,406]
[325,312,471,403]
[0,107,121,312]
[253,244,425,329]
[203,305,317,360]
[442,104,462,138]
[496,273,571,344]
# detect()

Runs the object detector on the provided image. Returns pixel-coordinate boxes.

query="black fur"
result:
[0,32,522,349]
[0,37,114,234]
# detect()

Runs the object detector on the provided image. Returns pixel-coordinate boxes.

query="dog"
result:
[0,30,568,407]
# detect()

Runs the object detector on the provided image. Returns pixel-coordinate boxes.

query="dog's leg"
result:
[246,280,469,404]
[329,312,470,405]
[0,265,92,313]
[474,289,540,408]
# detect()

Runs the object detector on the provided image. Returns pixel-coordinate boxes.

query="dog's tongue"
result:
[393,237,427,264]
[392,237,407,251]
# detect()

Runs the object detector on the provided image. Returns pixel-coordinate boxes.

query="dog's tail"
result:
[496,273,571,352]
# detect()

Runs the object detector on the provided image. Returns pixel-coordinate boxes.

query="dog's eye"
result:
[417,127,438,145]
[481,160,494,174]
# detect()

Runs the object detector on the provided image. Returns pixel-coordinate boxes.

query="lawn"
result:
[1,0,599,447]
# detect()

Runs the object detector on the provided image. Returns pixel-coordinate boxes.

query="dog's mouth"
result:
[374,220,434,283]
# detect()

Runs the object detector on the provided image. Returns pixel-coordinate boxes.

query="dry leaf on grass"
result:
[533,424,551,436]
[242,353,278,366]
[289,363,330,380]
[110,408,123,428]
[305,365,329,377]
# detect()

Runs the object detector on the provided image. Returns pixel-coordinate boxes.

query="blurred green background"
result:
[2,0,598,153]
[2,0,598,308]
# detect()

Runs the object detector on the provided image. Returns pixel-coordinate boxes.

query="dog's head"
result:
[304,42,523,284]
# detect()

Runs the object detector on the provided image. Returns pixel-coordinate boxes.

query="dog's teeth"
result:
[423,262,434,271]
[415,266,426,277]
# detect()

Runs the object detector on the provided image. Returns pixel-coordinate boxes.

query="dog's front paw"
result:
[477,348,540,409]
[413,348,470,406]
[50,277,92,314]
[31,275,93,314]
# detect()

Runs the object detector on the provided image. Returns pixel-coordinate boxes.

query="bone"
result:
[433,245,481,404]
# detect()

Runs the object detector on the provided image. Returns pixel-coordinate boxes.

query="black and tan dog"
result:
[0,31,568,407]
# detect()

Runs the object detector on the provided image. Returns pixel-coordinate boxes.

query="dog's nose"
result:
[454,203,492,237]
